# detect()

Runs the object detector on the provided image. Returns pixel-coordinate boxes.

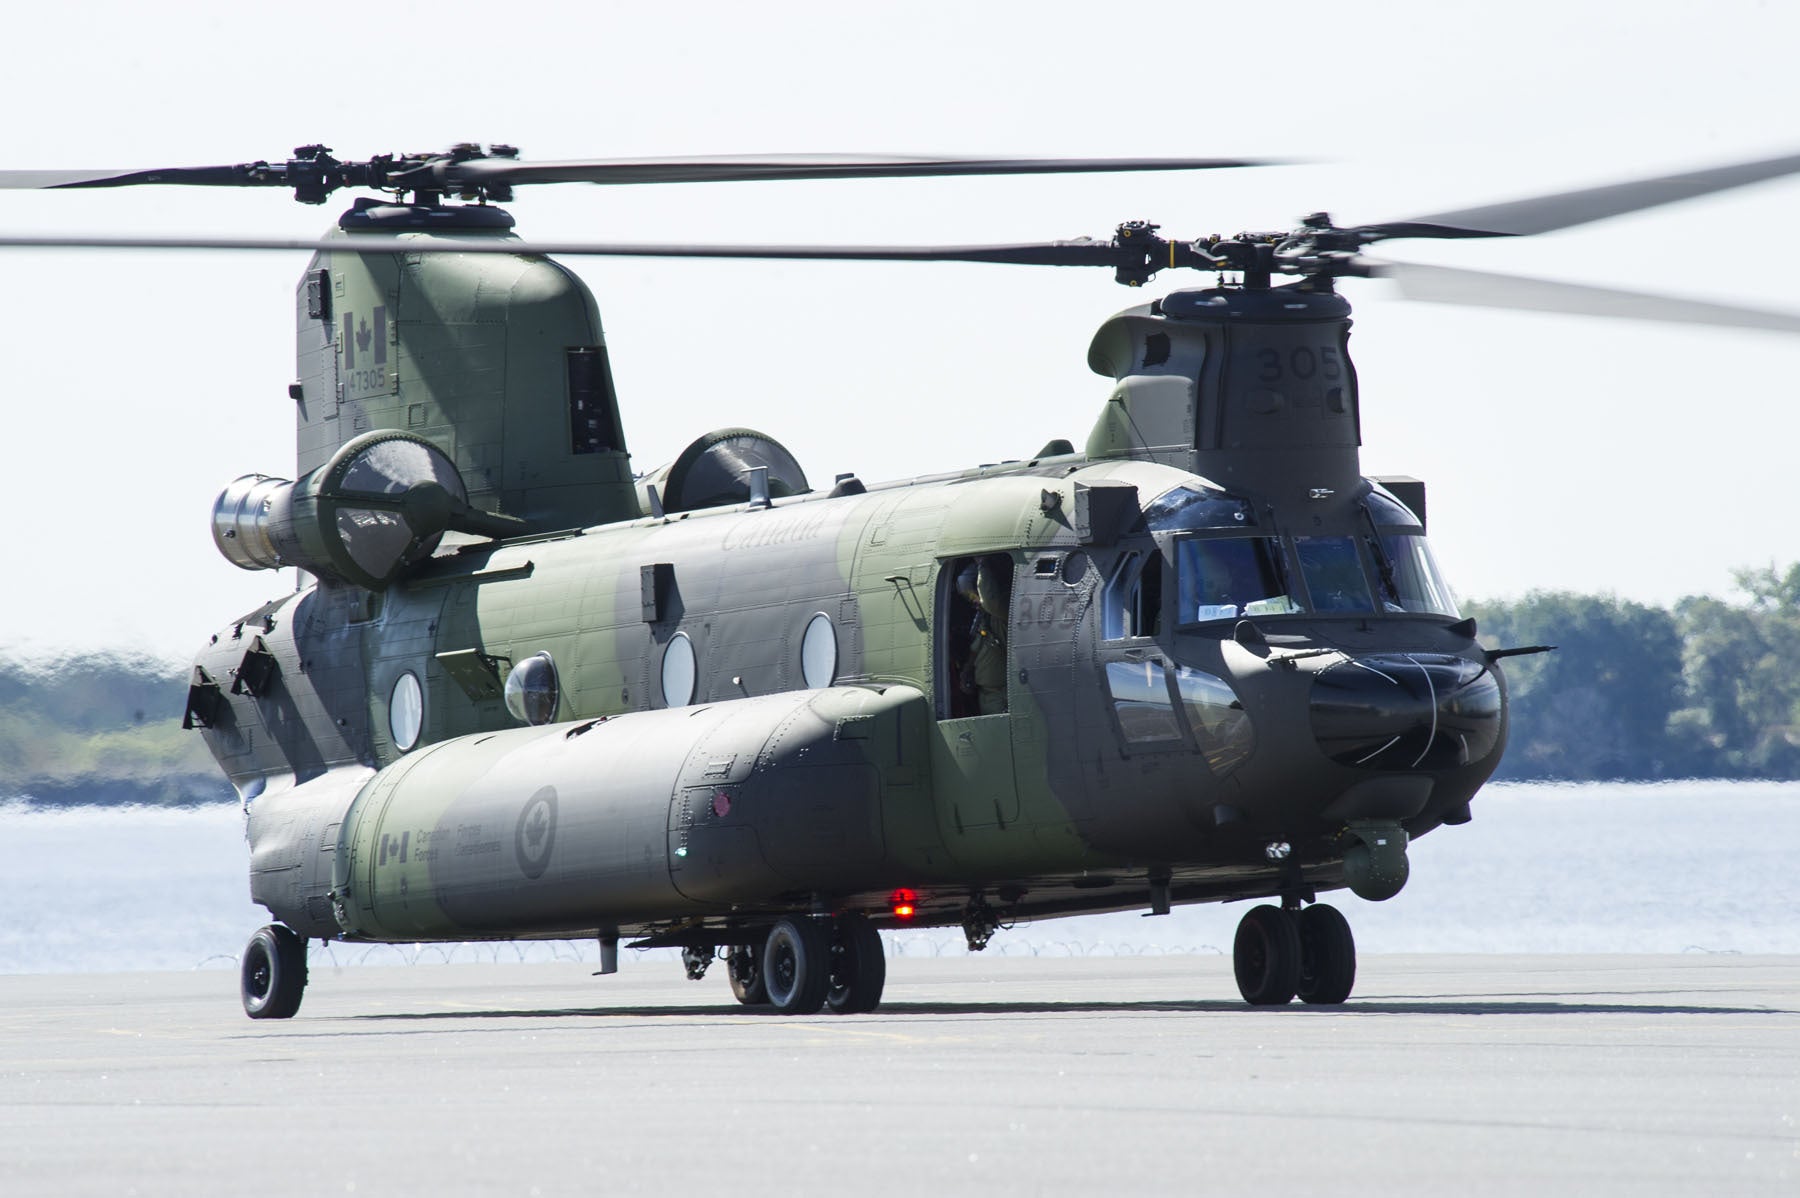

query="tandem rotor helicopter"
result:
[6,145,1799,1018]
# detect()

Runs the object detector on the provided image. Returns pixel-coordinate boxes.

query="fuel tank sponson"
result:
[325,685,932,942]
[246,767,375,938]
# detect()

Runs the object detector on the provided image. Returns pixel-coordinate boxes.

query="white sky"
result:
[2,0,1797,662]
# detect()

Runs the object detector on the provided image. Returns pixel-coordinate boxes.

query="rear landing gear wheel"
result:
[762,917,830,1015]
[1296,903,1357,1005]
[826,914,886,1014]
[1233,904,1300,1006]
[241,924,307,1020]
[727,944,767,1005]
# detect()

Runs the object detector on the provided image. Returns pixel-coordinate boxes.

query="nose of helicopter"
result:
[1309,653,1502,771]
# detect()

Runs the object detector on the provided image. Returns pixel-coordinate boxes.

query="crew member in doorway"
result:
[958,554,1012,715]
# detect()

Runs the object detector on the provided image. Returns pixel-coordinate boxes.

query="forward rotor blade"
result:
[1365,258,1800,333]
[438,153,1285,188]
[1358,150,1800,240]
[0,231,1132,267]
[0,166,273,190]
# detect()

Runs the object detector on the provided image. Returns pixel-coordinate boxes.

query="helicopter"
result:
[6,145,1799,1018]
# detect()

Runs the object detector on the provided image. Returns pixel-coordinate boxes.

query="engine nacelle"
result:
[211,430,502,590]
[211,472,292,573]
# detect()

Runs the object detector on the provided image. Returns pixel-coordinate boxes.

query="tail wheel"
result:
[1232,904,1301,1006]
[762,917,830,1015]
[1296,903,1357,1005]
[826,914,886,1014]
[726,944,767,1005]
[241,924,307,1020]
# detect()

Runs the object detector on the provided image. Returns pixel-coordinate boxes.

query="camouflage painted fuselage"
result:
[196,452,1501,947]
[194,223,1504,949]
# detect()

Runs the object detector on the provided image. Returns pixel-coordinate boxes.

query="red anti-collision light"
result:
[890,888,918,921]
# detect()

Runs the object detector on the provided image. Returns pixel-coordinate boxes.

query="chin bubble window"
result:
[661,633,697,708]
[1104,660,1182,744]
[389,671,423,751]
[1174,665,1254,775]
[504,652,561,726]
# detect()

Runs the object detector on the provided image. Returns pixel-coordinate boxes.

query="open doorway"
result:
[941,553,1014,718]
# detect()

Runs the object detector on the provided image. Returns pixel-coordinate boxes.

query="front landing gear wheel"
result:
[1233,904,1301,1006]
[1296,903,1357,1005]
[727,944,767,1005]
[826,914,886,1014]
[762,917,830,1015]
[241,924,307,1019]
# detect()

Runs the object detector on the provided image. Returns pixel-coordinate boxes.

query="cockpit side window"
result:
[1361,494,1461,617]
[1372,533,1461,617]
[1101,552,1163,641]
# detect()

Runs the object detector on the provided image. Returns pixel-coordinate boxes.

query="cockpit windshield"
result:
[1150,481,1462,626]
[1295,536,1376,613]
[1175,537,1297,623]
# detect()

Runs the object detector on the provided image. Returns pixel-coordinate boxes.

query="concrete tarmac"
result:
[1,953,1796,1197]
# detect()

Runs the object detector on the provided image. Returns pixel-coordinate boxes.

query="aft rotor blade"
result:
[0,231,1136,267]
[1365,258,1800,333]
[1357,150,1800,240]
[0,153,1287,197]
[438,153,1286,188]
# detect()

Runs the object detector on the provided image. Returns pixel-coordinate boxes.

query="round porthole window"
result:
[801,613,837,688]
[661,633,697,708]
[389,671,423,751]
[504,652,560,726]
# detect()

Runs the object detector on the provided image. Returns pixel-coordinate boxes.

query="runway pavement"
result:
[1,953,1795,1196]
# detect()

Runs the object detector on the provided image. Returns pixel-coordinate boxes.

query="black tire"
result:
[727,944,767,1005]
[241,925,307,1020]
[762,917,830,1015]
[1233,904,1301,1006]
[825,915,887,1014]
[1296,903,1357,1005]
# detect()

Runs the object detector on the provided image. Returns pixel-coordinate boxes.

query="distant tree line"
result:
[0,654,231,807]
[1471,563,1800,781]
[7,567,1800,804]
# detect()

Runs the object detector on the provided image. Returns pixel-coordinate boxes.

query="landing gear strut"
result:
[1231,903,1357,1006]
[241,924,307,1019]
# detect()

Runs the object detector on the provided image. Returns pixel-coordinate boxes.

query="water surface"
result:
[2,781,1794,974]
